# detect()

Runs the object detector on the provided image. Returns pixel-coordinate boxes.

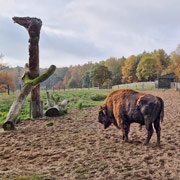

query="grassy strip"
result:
[0,87,167,125]
[0,89,111,124]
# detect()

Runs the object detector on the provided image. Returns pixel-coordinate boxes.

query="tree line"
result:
[1,44,180,92]
[43,45,180,89]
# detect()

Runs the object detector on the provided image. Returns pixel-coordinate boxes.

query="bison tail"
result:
[158,97,164,122]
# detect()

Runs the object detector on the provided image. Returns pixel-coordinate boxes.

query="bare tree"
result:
[13,17,42,118]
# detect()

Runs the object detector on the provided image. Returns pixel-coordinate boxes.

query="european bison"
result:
[98,89,164,146]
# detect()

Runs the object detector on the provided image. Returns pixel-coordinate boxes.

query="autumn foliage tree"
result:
[175,66,180,81]
[68,78,78,88]
[105,57,123,85]
[63,70,71,88]
[53,80,65,90]
[122,55,137,83]
[168,45,180,75]
[82,71,92,88]
[0,72,16,94]
[155,49,170,70]
[136,56,158,81]
[91,65,112,88]
[63,62,93,88]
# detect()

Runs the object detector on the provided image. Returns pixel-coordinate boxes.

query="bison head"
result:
[98,105,112,129]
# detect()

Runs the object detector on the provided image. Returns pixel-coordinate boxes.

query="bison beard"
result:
[98,89,164,146]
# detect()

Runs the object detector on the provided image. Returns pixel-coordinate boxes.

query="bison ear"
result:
[103,106,108,115]
[99,105,103,111]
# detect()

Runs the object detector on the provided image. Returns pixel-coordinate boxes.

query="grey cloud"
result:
[40,30,107,58]
[0,16,28,60]
[1,0,180,67]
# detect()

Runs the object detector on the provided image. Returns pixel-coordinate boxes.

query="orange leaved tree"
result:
[0,72,16,94]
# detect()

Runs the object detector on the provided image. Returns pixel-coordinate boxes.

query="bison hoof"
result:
[123,139,129,143]
[144,142,149,146]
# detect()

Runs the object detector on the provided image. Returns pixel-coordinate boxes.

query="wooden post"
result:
[40,100,43,117]
[13,16,42,118]
[31,101,37,118]
[30,100,43,118]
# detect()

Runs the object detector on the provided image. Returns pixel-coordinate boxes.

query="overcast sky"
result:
[0,0,180,68]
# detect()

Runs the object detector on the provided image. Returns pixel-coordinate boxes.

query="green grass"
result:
[41,88,112,110]
[0,86,165,125]
[0,89,112,125]
[0,91,32,125]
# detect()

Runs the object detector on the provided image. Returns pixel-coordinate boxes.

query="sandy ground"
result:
[0,90,180,180]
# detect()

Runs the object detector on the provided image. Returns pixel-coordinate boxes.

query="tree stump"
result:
[44,92,69,117]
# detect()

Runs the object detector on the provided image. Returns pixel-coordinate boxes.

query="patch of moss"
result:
[46,121,54,126]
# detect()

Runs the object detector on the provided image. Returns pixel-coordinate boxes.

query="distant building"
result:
[158,73,176,88]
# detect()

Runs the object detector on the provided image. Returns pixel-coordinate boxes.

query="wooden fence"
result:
[112,81,180,90]
[174,83,180,90]
[112,81,157,90]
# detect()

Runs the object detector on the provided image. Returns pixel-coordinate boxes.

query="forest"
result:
[1,44,180,93]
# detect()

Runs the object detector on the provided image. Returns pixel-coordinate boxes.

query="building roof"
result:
[158,73,175,79]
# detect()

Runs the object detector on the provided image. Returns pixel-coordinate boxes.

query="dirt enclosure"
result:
[0,90,180,180]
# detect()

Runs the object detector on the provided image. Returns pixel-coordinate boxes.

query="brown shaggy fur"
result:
[98,89,164,146]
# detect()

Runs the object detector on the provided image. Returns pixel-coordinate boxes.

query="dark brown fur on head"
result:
[98,105,112,129]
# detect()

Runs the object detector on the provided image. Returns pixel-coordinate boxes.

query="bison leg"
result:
[144,123,154,146]
[122,124,130,142]
[154,119,161,146]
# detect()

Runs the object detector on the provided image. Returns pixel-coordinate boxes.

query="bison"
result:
[98,89,164,146]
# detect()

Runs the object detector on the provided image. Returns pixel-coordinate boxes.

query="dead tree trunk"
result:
[13,16,42,118]
[45,92,69,117]
[45,92,61,117]
[3,65,56,131]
